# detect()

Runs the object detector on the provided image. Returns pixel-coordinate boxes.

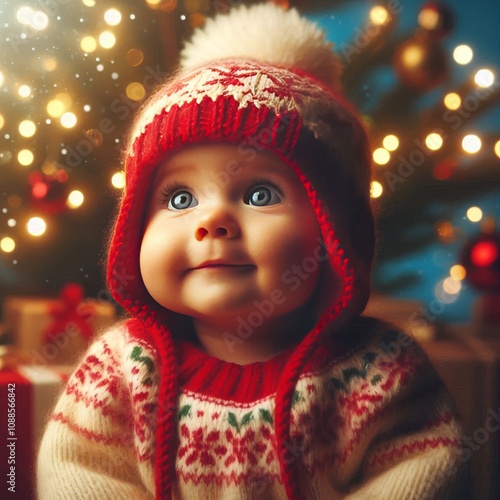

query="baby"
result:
[37,4,469,499]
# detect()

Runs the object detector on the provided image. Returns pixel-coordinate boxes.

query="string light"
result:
[18,85,31,98]
[494,140,500,158]
[443,277,462,295]
[370,181,383,198]
[0,237,15,253]
[99,31,116,49]
[369,6,390,25]
[111,171,126,189]
[425,132,443,151]
[372,148,390,165]
[16,6,49,31]
[18,149,34,166]
[19,120,37,138]
[27,217,47,237]
[453,44,473,65]
[382,134,399,151]
[47,93,72,119]
[7,219,17,227]
[418,6,440,30]
[401,44,424,68]
[60,112,77,128]
[466,206,483,222]
[67,190,84,208]
[80,36,97,52]
[47,100,65,118]
[126,82,146,101]
[435,279,459,303]
[450,264,466,281]
[443,92,461,110]
[104,8,122,26]
[474,69,495,88]
[462,134,481,154]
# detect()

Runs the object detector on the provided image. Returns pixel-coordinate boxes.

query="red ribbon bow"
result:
[43,283,95,346]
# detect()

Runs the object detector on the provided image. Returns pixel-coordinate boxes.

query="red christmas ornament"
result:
[461,230,500,292]
[28,171,68,214]
[393,34,448,91]
[418,2,455,39]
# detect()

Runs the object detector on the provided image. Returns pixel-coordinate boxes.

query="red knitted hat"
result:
[107,4,374,499]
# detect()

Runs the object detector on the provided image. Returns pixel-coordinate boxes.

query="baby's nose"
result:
[194,206,240,241]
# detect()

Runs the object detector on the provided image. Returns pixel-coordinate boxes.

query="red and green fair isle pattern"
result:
[171,330,461,491]
[46,325,463,497]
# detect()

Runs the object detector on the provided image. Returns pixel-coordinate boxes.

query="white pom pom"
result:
[180,3,342,91]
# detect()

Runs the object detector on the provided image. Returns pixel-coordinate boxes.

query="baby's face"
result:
[140,143,322,329]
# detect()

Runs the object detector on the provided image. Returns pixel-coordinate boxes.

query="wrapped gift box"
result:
[0,358,73,499]
[3,294,115,366]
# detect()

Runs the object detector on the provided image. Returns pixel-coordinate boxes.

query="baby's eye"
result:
[245,186,282,206]
[168,190,198,210]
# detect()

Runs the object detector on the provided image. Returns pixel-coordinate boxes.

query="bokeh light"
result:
[418,7,440,31]
[0,237,15,253]
[16,6,49,31]
[425,132,443,151]
[99,31,116,49]
[19,120,37,138]
[27,217,47,236]
[60,112,77,128]
[67,190,84,208]
[494,140,500,158]
[369,6,390,26]
[450,264,467,281]
[443,277,462,295]
[370,181,383,198]
[18,149,34,166]
[466,206,483,222]
[382,134,399,151]
[111,171,126,189]
[18,85,31,98]
[462,134,481,154]
[126,49,144,66]
[471,241,498,267]
[80,36,97,52]
[474,69,494,88]
[104,8,122,26]
[47,99,66,118]
[373,148,390,165]
[453,44,473,65]
[41,57,58,72]
[443,92,461,110]
[435,279,460,304]
[126,82,146,101]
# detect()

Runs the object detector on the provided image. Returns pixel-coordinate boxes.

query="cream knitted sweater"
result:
[37,317,468,499]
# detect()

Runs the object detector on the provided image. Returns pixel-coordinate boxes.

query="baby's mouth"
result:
[193,259,255,271]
